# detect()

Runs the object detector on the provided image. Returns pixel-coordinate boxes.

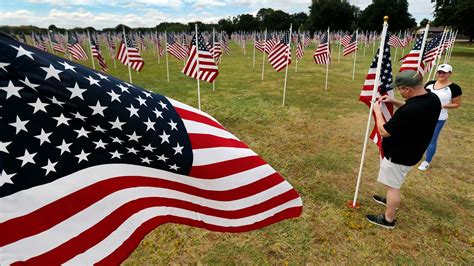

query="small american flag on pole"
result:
[90,35,108,72]
[359,32,393,156]
[0,32,302,265]
[182,32,219,83]
[399,34,424,74]
[422,33,443,73]
[343,32,358,56]
[313,32,331,65]
[67,34,88,60]
[268,32,292,72]
[295,34,304,61]
[166,34,188,61]
[116,32,144,72]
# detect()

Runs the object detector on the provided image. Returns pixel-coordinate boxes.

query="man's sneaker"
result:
[372,195,398,210]
[373,195,387,206]
[418,161,430,171]
[366,214,396,229]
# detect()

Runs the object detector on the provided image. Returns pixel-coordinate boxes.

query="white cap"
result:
[437,64,453,73]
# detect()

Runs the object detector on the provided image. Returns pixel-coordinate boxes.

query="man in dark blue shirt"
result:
[367,70,441,229]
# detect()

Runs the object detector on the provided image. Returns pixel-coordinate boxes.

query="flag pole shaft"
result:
[213,28,216,92]
[261,29,267,81]
[295,29,299,73]
[338,31,341,62]
[325,27,330,91]
[253,31,256,69]
[165,31,170,82]
[418,23,430,75]
[352,30,358,80]
[122,27,133,84]
[352,17,389,208]
[87,30,96,70]
[195,24,201,110]
[282,24,292,106]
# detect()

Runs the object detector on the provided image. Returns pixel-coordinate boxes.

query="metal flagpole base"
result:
[346,200,361,209]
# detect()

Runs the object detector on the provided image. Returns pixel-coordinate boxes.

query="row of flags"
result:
[16,27,457,85]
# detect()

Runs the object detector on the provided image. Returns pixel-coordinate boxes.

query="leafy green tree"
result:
[235,14,260,32]
[218,18,235,35]
[309,0,359,32]
[433,0,474,42]
[358,0,416,32]
[291,12,309,30]
[419,18,429,27]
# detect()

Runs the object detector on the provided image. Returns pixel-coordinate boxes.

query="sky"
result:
[0,0,435,30]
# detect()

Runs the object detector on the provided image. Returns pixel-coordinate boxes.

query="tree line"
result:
[1,0,472,41]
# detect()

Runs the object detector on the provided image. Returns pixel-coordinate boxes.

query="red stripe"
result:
[1,172,286,246]
[96,206,302,265]
[189,155,267,179]
[13,191,300,265]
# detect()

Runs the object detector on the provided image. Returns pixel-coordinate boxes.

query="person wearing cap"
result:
[418,64,463,171]
[366,70,441,229]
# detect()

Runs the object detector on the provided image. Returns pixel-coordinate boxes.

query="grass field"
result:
[78,40,472,264]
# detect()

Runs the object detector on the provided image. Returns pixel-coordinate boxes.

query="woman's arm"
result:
[443,95,462,109]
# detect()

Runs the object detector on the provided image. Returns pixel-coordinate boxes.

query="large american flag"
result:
[67,34,88,61]
[398,34,424,74]
[116,32,144,72]
[182,32,219,83]
[313,32,331,65]
[90,35,108,72]
[343,32,358,56]
[166,34,188,61]
[268,32,291,72]
[359,32,393,157]
[0,33,302,264]
[422,33,443,73]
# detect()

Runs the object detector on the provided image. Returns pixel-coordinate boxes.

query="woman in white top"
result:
[418,64,463,170]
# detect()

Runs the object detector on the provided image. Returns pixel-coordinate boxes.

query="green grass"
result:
[74,41,473,264]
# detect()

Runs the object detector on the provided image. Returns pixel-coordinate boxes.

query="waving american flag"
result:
[0,33,302,265]
[359,31,393,157]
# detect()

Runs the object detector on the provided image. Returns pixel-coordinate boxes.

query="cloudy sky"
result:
[1,0,435,29]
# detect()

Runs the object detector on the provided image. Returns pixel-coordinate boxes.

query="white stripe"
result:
[183,119,236,140]
[0,164,277,223]
[167,98,220,124]
[65,198,302,265]
[192,147,257,166]
[1,182,294,264]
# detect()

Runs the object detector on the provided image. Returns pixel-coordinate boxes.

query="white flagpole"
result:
[351,16,390,208]
[352,29,358,80]
[282,24,292,106]
[122,27,133,84]
[253,31,256,69]
[47,31,54,54]
[418,23,430,76]
[156,31,160,64]
[325,27,330,91]
[295,29,299,72]
[363,31,367,57]
[195,24,201,110]
[165,31,170,82]
[87,30,96,70]
[372,31,376,54]
[213,27,216,92]
[446,29,457,63]
[261,28,267,81]
[338,30,342,62]
[428,27,447,81]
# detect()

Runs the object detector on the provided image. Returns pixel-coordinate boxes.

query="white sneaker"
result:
[418,161,430,171]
